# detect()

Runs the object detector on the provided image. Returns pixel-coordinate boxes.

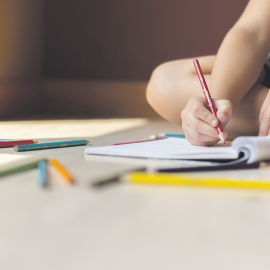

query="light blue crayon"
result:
[38,160,47,187]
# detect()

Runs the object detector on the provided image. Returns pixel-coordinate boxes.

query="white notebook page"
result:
[85,138,238,160]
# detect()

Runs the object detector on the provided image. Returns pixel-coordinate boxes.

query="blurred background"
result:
[0,0,247,120]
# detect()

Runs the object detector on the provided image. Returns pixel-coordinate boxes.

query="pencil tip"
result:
[219,132,225,144]
[70,179,75,184]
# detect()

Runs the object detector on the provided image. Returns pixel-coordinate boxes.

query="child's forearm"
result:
[210,24,269,107]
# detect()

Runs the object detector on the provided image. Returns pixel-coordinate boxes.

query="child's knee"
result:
[150,62,174,87]
[146,61,179,106]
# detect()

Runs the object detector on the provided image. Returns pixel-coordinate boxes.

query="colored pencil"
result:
[193,59,225,144]
[112,138,164,145]
[38,160,48,187]
[92,175,121,187]
[150,135,232,143]
[0,140,37,148]
[13,140,90,152]
[150,134,185,139]
[0,158,47,178]
[159,133,185,138]
[149,135,166,139]
[91,167,146,187]
[129,171,270,190]
[50,159,74,184]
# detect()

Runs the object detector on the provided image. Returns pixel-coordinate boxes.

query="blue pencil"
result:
[38,160,47,187]
[13,140,91,152]
[159,133,185,138]
[150,133,186,139]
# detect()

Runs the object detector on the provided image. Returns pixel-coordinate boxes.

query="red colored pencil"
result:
[0,140,38,148]
[193,59,225,144]
[113,138,165,145]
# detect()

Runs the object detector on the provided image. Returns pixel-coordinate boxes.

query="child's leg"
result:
[147,56,215,126]
[146,55,268,138]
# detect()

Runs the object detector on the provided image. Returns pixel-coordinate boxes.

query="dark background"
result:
[43,0,248,81]
[0,0,249,119]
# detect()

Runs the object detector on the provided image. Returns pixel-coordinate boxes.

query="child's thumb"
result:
[216,100,233,124]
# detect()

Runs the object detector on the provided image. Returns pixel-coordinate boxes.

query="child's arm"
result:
[180,0,270,145]
[211,0,270,104]
[147,0,270,146]
[210,0,270,130]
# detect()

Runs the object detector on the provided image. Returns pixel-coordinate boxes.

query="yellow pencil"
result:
[50,159,74,184]
[129,172,270,190]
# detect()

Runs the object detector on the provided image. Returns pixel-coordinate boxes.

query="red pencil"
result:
[113,138,165,145]
[0,140,38,148]
[193,59,225,144]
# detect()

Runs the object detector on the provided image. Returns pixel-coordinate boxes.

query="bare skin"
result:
[146,0,270,146]
[147,56,268,145]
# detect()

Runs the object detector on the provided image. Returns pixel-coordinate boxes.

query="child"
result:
[146,0,270,146]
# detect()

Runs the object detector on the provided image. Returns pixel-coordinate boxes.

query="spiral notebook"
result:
[85,136,270,164]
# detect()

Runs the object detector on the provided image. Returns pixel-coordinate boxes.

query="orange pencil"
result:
[50,159,74,184]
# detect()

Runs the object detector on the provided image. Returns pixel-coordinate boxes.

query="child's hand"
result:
[181,97,233,146]
[259,90,270,136]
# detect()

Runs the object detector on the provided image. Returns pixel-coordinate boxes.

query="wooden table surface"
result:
[0,119,270,270]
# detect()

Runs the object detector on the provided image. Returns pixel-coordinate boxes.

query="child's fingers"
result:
[183,122,220,143]
[259,89,270,126]
[214,100,233,124]
[183,123,228,146]
[182,111,220,138]
[187,97,218,127]
[184,134,218,147]
[259,106,270,136]
[182,97,231,146]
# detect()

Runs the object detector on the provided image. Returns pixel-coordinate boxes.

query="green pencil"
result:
[0,158,47,177]
[13,140,91,152]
